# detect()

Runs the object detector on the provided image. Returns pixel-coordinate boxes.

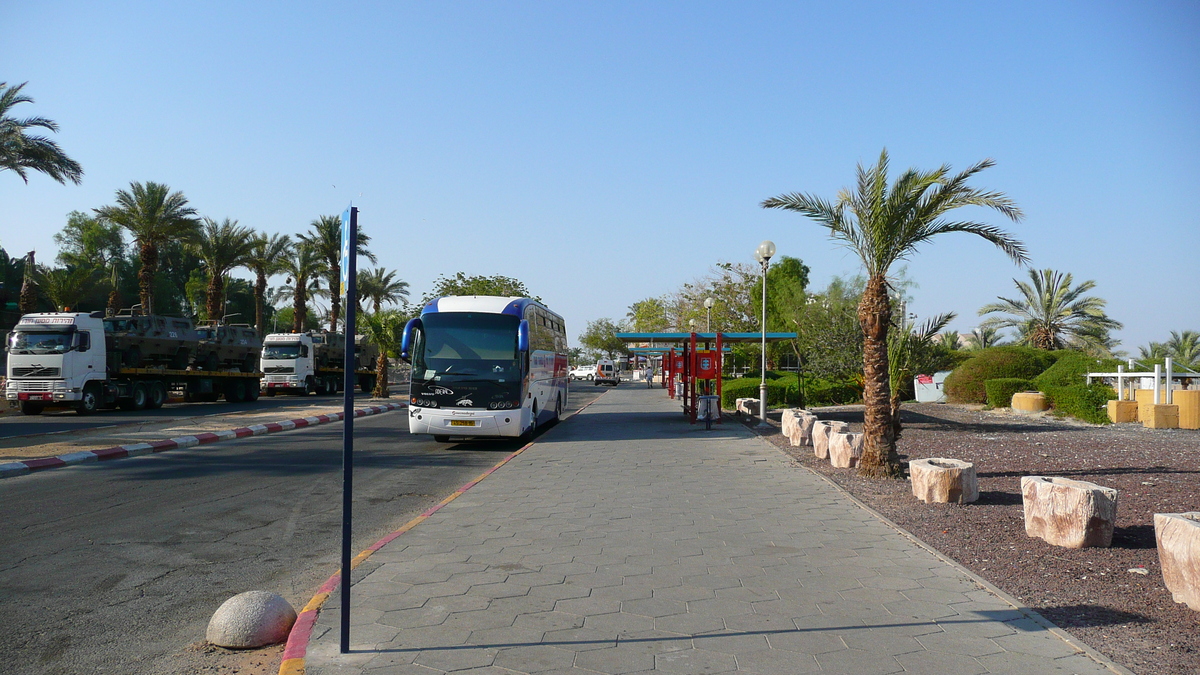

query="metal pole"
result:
[1166,357,1174,405]
[1154,363,1162,405]
[760,258,768,423]
[1116,364,1124,401]
[340,206,358,654]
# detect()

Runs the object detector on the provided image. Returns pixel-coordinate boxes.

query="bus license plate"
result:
[450,420,476,427]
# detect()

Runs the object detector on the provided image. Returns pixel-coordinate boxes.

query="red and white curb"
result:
[0,403,406,479]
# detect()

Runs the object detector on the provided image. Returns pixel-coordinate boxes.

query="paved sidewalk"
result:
[304,387,1125,674]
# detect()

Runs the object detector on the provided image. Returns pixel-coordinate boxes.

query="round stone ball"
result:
[206,590,297,648]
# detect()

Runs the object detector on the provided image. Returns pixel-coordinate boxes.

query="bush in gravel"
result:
[805,377,862,406]
[1033,351,1123,390]
[721,377,801,409]
[985,378,1034,408]
[944,346,1059,404]
[1042,383,1116,424]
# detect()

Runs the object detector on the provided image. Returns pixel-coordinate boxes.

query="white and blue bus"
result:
[401,296,569,441]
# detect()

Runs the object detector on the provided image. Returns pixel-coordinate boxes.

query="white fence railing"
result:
[1087,357,1200,405]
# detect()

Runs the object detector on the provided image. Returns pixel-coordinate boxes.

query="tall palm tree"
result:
[1166,330,1200,371]
[297,215,376,332]
[279,243,326,333]
[0,81,83,185]
[357,267,410,313]
[979,269,1122,352]
[762,150,1026,477]
[360,310,402,398]
[966,324,1007,350]
[36,263,100,311]
[246,233,292,335]
[94,181,200,313]
[192,218,256,322]
[17,251,38,314]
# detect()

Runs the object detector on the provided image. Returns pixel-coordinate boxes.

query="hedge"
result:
[1042,383,1116,425]
[985,378,1034,408]
[944,346,1059,404]
[720,377,802,410]
[1033,352,1123,390]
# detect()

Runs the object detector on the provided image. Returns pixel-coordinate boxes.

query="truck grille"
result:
[264,366,294,374]
[13,381,56,392]
[11,367,61,378]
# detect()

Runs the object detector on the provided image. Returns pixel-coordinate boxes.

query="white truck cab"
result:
[5,313,107,413]
[261,333,321,395]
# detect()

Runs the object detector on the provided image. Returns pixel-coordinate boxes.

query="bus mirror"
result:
[400,318,422,361]
[517,320,530,353]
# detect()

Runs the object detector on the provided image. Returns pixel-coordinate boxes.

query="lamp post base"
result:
[759,383,768,422]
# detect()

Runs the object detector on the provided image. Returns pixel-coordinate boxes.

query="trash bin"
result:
[698,395,720,430]
[674,382,684,398]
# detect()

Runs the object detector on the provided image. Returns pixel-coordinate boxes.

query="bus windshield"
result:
[413,312,520,383]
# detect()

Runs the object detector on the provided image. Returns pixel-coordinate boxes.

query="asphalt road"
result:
[0,386,606,675]
[0,391,375,440]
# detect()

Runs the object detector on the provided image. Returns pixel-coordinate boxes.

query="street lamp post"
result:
[704,297,714,331]
[753,240,776,423]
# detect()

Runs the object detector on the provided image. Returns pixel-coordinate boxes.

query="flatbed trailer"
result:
[262,367,377,396]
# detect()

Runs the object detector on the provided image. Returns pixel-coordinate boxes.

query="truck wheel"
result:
[359,375,374,393]
[20,401,44,415]
[301,377,314,396]
[264,388,276,397]
[315,378,328,395]
[130,382,149,410]
[226,380,247,403]
[246,380,261,401]
[146,381,167,409]
[76,385,101,415]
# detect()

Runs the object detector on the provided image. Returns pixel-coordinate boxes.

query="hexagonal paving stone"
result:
[492,644,577,673]
[654,612,727,636]
[583,611,655,635]
[814,648,904,674]
[377,607,450,629]
[766,628,849,655]
[413,645,498,672]
[620,598,687,618]
[734,648,822,674]
[655,648,737,673]
[572,643,657,674]
[895,649,987,674]
[512,611,586,633]
[690,631,770,654]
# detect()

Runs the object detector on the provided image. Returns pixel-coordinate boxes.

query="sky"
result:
[4,1,1198,352]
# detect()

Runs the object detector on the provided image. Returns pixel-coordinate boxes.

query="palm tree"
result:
[36,263,100,311]
[360,310,402,398]
[965,324,1007,350]
[94,181,200,313]
[297,215,376,332]
[246,233,292,336]
[191,218,256,323]
[888,312,955,441]
[1166,330,1200,371]
[279,243,326,333]
[357,267,410,313]
[17,251,38,314]
[762,150,1026,477]
[979,269,1122,352]
[0,82,83,185]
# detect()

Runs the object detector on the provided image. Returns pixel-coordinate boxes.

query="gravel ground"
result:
[751,402,1199,675]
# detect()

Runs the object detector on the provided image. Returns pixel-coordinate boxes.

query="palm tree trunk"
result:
[138,242,158,313]
[254,272,267,336]
[857,274,899,477]
[18,252,37,314]
[292,274,306,333]
[329,264,341,332]
[373,352,388,398]
[890,393,903,441]
[206,274,224,323]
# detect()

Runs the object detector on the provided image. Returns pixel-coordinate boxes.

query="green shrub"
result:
[1033,352,1123,390]
[720,377,802,409]
[804,378,862,407]
[985,378,1034,408]
[1042,383,1116,424]
[943,346,1058,404]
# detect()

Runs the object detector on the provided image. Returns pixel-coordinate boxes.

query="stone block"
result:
[812,421,849,460]
[735,398,759,415]
[782,409,817,446]
[207,590,297,648]
[1143,404,1179,429]
[1173,390,1200,430]
[828,431,863,468]
[910,458,979,504]
[1106,400,1138,423]
[1011,391,1047,413]
[1021,476,1118,548]
[1154,512,1200,611]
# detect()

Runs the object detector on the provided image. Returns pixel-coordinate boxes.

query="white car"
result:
[570,365,596,381]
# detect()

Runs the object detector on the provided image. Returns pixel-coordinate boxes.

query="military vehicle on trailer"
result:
[193,323,263,372]
[102,308,199,370]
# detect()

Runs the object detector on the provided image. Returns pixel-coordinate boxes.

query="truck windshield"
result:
[263,344,301,359]
[412,313,519,383]
[8,331,73,355]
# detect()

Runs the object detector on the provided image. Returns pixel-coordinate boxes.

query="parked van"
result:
[594,359,620,386]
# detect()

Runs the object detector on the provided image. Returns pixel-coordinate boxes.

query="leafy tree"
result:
[246,233,292,336]
[787,276,864,382]
[580,318,630,359]
[54,211,127,270]
[0,81,83,185]
[297,215,375,332]
[423,272,540,303]
[762,150,1026,477]
[361,310,404,397]
[192,217,256,323]
[979,268,1122,354]
[94,181,200,314]
[357,267,410,313]
[888,312,956,439]
[626,297,672,332]
[278,243,327,333]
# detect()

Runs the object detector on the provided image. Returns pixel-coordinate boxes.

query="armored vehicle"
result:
[309,331,346,367]
[102,309,199,369]
[354,334,380,371]
[193,323,263,372]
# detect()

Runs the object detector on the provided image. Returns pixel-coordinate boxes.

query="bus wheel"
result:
[146,381,167,409]
[433,435,450,443]
[552,394,563,422]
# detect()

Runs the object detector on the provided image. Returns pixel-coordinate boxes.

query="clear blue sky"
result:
[4,1,1197,352]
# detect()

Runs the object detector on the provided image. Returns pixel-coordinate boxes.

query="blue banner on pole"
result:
[340,205,353,298]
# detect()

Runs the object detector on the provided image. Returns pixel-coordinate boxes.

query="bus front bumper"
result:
[408,407,526,438]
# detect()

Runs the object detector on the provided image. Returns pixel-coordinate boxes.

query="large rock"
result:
[910,458,979,504]
[793,413,818,447]
[781,409,816,446]
[828,431,863,468]
[735,398,760,415]
[812,421,849,460]
[207,590,297,649]
[1154,512,1200,611]
[1021,476,1118,548]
